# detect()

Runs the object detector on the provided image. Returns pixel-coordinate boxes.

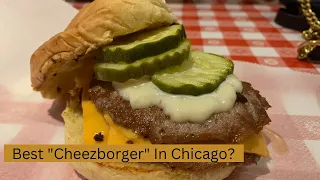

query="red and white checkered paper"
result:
[1,1,320,180]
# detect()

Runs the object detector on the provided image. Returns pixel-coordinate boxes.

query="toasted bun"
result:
[30,0,177,99]
[62,106,235,180]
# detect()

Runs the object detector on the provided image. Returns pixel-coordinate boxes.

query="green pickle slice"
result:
[151,51,234,96]
[99,24,186,63]
[94,39,191,83]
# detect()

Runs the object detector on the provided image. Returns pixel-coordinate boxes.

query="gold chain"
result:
[300,0,320,30]
[298,0,320,59]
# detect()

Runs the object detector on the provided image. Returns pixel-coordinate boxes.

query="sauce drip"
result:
[112,74,243,123]
[263,127,289,154]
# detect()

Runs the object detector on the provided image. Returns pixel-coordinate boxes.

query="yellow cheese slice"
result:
[83,101,110,144]
[82,101,269,157]
[242,131,269,157]
[83,100,150,145]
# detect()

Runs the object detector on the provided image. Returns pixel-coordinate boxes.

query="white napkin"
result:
[0,0,78,101]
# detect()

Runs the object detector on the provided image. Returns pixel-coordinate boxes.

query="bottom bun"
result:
[62,106,236,180]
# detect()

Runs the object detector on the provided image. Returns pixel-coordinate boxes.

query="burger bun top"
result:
[30,0,177,99]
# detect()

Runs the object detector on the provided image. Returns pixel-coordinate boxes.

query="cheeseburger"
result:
[30,0,272,179]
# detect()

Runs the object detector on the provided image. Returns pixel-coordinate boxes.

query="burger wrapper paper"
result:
[0,0,320,179]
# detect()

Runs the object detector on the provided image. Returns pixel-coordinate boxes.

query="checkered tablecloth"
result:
[0,1,320,180]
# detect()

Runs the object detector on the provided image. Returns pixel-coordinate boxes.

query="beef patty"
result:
[88,81,271,144]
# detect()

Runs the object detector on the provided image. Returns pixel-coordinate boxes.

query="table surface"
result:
[72,2,320,74]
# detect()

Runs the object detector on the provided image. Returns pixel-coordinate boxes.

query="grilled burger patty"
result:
[86,80,270,170]
[88,81,271,144]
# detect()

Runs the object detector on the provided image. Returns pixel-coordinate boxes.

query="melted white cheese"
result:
[112,74,243,123]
